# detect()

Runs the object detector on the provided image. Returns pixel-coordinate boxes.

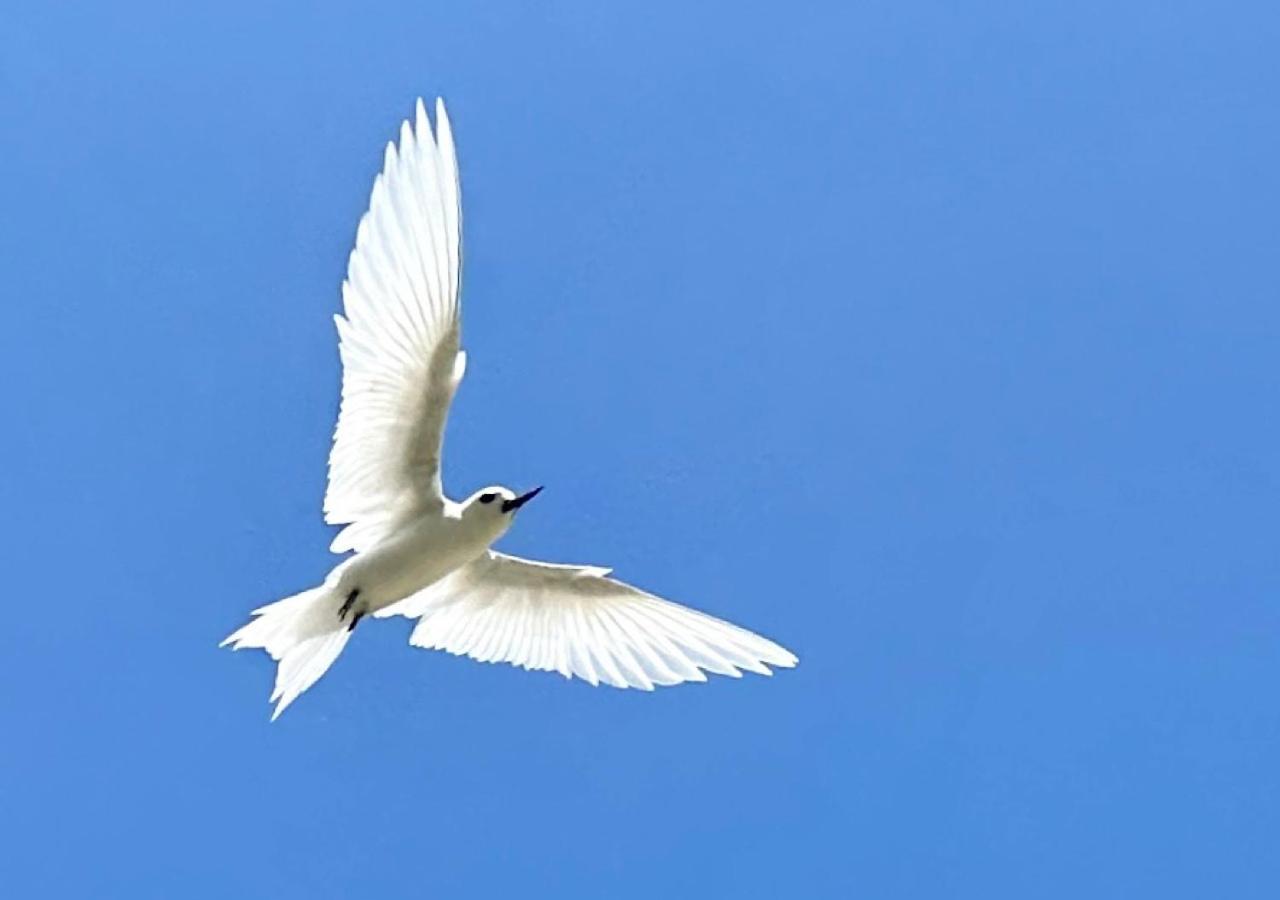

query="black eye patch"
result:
[479,493,497,504]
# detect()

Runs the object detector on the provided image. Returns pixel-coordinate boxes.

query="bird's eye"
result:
[479,493,497,504]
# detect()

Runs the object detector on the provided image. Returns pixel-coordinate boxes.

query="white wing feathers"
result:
[377,552,799,689]
[325,98,464,554]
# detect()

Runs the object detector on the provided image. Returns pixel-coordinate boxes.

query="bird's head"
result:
[460,485,543,531]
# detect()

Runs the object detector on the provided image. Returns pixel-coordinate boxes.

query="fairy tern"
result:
[222,99,798,719]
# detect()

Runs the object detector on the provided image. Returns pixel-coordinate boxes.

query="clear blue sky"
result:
[2,1,1277,896]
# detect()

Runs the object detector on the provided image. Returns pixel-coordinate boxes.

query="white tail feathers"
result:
[221,585,353,720]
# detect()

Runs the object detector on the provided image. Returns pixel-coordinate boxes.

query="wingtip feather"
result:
[415,98,430,143]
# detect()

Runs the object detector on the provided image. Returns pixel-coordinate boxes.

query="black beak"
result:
[502,486,543,514]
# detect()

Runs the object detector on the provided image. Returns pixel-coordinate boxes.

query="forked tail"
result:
[221,583,353,720]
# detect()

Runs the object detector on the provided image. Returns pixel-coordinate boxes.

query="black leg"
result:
[347,610,365,632]
[338,588,360,620]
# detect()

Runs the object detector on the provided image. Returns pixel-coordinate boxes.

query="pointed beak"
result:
[502,486,543,514]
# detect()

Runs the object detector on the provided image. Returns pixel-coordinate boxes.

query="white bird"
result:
[222,99,798,719]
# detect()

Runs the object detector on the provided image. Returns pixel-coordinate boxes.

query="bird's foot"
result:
[347,610,365,632]
[338,588,360,621]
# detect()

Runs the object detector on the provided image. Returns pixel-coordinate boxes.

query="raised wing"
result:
[377,551,798,688]
[325,98,464,553]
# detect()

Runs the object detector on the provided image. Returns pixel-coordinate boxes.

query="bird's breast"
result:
[341,515,491,612]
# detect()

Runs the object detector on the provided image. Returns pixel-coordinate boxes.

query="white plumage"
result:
[326,99,463,552]
[380,552,797,689]
[223,99,797,719]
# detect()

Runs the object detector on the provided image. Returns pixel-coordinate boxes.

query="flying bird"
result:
[222,99,798,719]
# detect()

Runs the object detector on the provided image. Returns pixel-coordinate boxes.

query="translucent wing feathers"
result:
[325,99,463,553]
[384,551,798,689]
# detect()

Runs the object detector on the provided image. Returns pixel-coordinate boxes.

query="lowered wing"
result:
[378,551,798,688]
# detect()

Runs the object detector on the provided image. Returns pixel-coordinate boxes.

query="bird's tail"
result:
[221,581,353,720]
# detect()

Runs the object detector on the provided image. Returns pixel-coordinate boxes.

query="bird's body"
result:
[336,495,503,619]
[223,99,797,718]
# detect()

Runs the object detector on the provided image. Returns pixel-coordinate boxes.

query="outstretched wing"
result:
[377,551,798,688]
[325,98,464,554]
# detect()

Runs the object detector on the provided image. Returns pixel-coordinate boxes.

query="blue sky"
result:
[2,1,1278,896]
